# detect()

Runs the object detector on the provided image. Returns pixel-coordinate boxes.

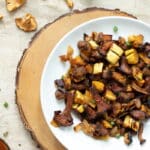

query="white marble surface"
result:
[0,0,150,150]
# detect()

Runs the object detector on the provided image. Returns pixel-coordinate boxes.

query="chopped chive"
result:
[3,131,9,137]
[125,41,132,47]
[116,133,121,139]
[110,121,115,126]
[147,64,150,68]
[3,102,9,108]
[113,26,118,33]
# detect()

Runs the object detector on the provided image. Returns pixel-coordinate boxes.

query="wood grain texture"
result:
[15,7,136,150]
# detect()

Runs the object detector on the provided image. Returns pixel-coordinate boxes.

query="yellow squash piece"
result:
[92,81,105,92]
[93,62,103,74]
[110,43,124,56]
[76,105,84,113]
[102,120,113,129]
[89,40,99,49]
[106,43,123,64]
[106,50,120,64]
[125,49,139,64]
[105,89,116,101]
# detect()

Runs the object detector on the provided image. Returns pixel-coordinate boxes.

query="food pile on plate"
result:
[52,31,150,145]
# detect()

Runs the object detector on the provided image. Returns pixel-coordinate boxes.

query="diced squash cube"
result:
[110,43,124,56]
[105,89,116,101]
[77,105,84,113]
[125,49,135,56]
[92,81,105,92]
[93,62,104,74]
[72,103,79,109]
[106,50,120,64]
[125,49,139,64]
[74,91,85,104]
[102,120,113,129]
[89,40,99,49]
[126,53,139,64]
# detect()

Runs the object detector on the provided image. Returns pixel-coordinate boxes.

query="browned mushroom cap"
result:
[15,13,37,32]
[0,14,3,20]
[65,0,74,9]
[0,139,10,150]
[6,0,25,12]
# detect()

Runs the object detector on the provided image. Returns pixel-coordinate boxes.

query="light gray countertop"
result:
[0,0,150,150]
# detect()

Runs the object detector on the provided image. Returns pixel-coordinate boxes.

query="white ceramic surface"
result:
[40,16,150,150]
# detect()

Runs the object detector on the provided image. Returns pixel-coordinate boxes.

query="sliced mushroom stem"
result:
[124,132,132,145]
[138,122,146,145]
[53,91,74,126]
[131,82,149,95]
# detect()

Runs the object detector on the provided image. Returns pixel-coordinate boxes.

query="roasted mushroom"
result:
[53,91,74,126]
[0,14,3,20]
[138,122,146,144]
[15,13,37,32]
[65,0,74,9]
[6,0,25,12]
[124,132,132,145]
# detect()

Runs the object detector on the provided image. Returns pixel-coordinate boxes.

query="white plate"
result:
[40,16,150,150]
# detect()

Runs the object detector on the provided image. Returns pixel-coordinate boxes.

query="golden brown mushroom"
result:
[15,13,37,32]
[65,0,74,9]
[0,14,3,20]
[6,0,25,12]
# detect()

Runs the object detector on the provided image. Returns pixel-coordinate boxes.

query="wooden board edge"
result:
[15,7,136,150]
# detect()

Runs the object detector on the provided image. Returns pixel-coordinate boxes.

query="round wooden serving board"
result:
[15,7,136,150]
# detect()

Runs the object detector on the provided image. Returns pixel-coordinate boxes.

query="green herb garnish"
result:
[113,26,118,33]
[110,121,115,126]
[116,133,121,139]
[125,41,132,47]
[3,102,9,108]
[3,131,9,137]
